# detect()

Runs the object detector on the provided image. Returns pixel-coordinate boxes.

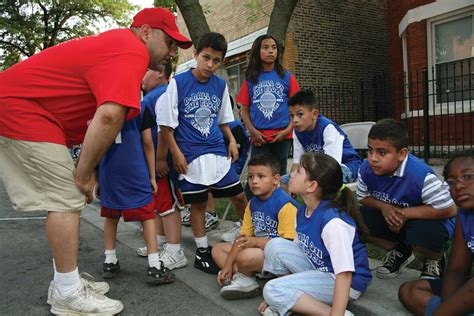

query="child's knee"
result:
[398,281,413,304]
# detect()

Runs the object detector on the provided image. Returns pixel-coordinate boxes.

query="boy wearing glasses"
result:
[356,119,456,280]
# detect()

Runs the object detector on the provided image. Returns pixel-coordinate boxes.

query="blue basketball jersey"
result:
[295,114,361,178]
[459,208,474,253]
[247,69,291,130]
[359,153,455,236]
[173,69,228,163]
[99,102,152,209]
[296,200,372,292]
[249,187,298,238]
[142,83,167,151]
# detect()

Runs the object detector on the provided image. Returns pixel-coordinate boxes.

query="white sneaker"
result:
[49,279,123,315]
[136,243,166,258]
[181,207,191,226]
[263,307,279,316]
[160,248,188,270]
[220,272,261,300]
[221,222,241,242]
[46,272,110,305]
[204,212,219,231]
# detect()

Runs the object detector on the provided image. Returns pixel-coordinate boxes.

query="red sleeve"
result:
[84,52,148,120]
[236,80,251,106]
[288,74,300,98]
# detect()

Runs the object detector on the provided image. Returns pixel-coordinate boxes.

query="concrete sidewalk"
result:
[82,201,415,315]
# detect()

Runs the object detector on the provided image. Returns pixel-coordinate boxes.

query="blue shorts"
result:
[179,167,243,204]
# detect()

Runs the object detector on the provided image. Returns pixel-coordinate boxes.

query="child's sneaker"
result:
[136,243,166,257]
[205,212,219,231]
[262,307,279,316]
[194,247,220,274]
[181,207,191,226]
[420,255,445,279]
[221,221,242,242]
[376,243,415,279]
[220,272,261,300]
[147,264,175,284]
[103,261,120,279]
[47,272,110,305]
[160,248,188,270]
[49,279,123,315]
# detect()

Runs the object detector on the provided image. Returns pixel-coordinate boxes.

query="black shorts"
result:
[360,206,449,253]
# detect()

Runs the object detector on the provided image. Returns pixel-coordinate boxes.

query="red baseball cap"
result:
[131,8,192,49]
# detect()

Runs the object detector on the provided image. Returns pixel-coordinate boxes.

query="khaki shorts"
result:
[0,136,85,212]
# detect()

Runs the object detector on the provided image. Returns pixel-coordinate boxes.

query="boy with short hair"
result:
[285,89,361,185]
[212,154,297,300]
[157,32,247,274]
[135,62,188,270]
[357,118,457,280]
[97,84,175,284]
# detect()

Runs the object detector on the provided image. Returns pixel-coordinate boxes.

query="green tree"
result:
[0,0,138,69]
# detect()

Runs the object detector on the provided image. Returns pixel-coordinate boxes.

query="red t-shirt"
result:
[0,29,149,146]
[236,72,300,141]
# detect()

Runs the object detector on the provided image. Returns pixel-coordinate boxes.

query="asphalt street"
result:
[0,181,261,315]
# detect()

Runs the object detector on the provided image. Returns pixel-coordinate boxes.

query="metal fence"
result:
[316,58,474,161]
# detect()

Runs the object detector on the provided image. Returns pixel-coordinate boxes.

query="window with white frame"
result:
[431,10,473,104]
[227,62,246,101]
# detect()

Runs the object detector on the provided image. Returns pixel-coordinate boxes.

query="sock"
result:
[166,243,181,253]
[104,249,118,264]
[157,235,167,250]
[52,259,58,281]
[148,252,161,269]
[55,267,81,297]
[194,236,208,249]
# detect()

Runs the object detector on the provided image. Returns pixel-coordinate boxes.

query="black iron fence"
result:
[315,58,474,161]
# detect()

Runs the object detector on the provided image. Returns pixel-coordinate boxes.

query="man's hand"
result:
[269,130,288,143]
[73,169,96,204]
[236,235,258,249]
[217,265,233,286]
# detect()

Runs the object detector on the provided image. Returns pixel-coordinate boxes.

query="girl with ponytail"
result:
[258,153,372,316]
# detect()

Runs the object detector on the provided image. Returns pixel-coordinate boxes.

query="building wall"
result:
[176,0,273,64]
[291,0,390,90]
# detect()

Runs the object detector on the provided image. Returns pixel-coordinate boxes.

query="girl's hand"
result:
[250,129,267,147]
[156,159,169,178]
[269,130,287,143]
[150,178,157,194]
[172,151,188,174]
[257,300,269,314]
[217,266,233,286]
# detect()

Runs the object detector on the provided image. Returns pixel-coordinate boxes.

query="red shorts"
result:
[100,200,155,222]
[154,176,184,217]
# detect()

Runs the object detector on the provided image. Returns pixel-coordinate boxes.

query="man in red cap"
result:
[0,7,191,315]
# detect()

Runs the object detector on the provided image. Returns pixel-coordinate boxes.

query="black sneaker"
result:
[420,255,445,279]
[376,243,415,279]
[103,261,120,279]
[194,247,220,275]
[147,262,175,284]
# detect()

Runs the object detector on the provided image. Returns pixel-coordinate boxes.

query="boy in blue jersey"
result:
[212,154,297,300]
[157,32,247,275]
[398,149,474,316]
[282,90,361,188]
[357,119,457,280]
[97,86,175,285]
[134,62,188,270]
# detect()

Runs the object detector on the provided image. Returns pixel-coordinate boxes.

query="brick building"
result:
[388,0,473,157]
[175,0,390,122]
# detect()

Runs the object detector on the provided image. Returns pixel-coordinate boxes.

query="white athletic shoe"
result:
[221,222,242,242]
[47,272,110,305]
[136,243,166,258]
[49,279,123,315]
[262,307,279,316]
[160,248,188,270]
[220,272,261,300]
